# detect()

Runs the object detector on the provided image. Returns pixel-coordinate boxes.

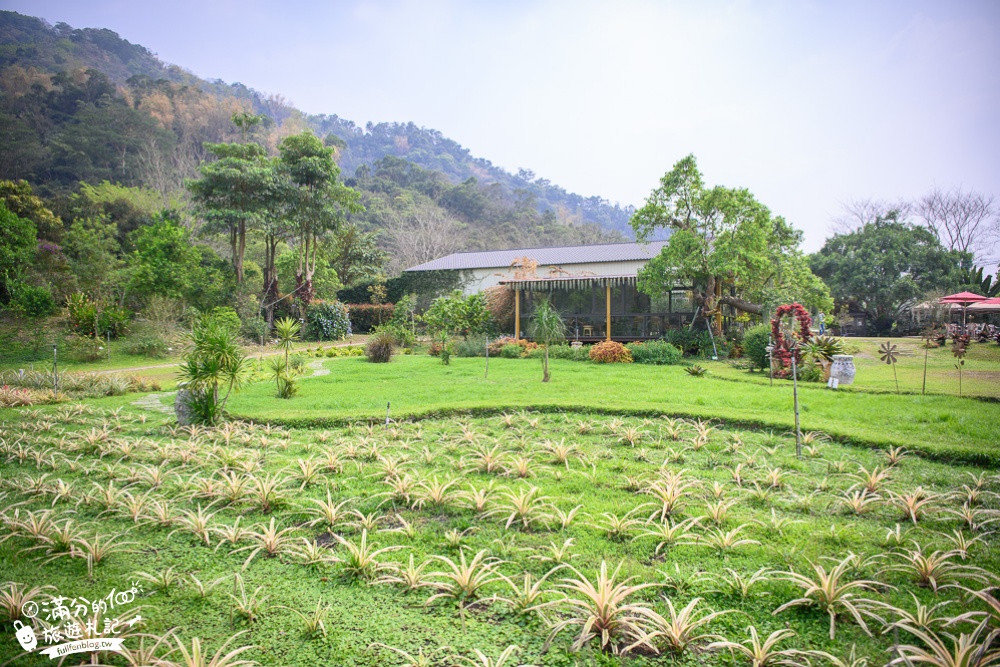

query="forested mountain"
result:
[0,11,634,242]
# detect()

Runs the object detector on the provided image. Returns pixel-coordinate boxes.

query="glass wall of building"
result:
[514,280,696,341]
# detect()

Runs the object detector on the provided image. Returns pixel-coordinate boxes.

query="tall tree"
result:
[325,223,388,287]
[188,139,273,284]
[278,131,360,318]
[809,213,969,334]
[631,155,830,334]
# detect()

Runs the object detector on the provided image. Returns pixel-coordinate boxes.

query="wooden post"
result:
[605,284,612,341]
[514,289,520,341]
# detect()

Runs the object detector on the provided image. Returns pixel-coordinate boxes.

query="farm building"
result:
[405,241,708,342]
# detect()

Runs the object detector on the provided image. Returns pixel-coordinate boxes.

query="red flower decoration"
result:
[770,303,812,379]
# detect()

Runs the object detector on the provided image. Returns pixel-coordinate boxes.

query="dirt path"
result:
[129,351,337,414]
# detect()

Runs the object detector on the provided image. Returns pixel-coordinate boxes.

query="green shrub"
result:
[307,301,352,341]
[206,306,241,333]
[626,340,683,365]
[365,330,395,363]
[664,328,719,357]
[64,333,105,362]
[548,344,590,361]
[589,341,633,363]
[122,329,170,358]
[501,343,524,359]
[372,322,415,348]
[743,324,771,371]
[241,315,268,343]
[11,284,57,318]
[347,303,395,333]
[454,336,488,357]
[424,290,494,338]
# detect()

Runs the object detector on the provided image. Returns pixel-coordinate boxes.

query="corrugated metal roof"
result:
[405,240,669,272]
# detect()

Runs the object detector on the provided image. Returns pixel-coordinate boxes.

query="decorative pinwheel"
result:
[879,342,900,393]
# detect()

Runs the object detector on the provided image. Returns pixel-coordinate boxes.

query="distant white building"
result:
[405,241,703,342]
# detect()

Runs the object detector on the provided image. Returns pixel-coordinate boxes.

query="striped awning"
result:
[500,275,637,291]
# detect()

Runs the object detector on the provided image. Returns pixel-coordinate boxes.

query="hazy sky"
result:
[5,0,1000,256]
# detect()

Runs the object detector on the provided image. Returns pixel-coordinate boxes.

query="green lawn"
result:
[709,337,1000,399]
[1,407,997,666]
[227,353,1000,465]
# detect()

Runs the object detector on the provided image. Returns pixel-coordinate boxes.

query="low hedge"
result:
[347,303,395,333]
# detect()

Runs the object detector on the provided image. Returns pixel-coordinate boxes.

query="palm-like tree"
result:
[177,317,253,424]
[272,317,301,367]
[528,299,565,383]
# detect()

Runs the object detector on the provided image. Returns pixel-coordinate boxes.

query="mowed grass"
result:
[1,405,997,666]
[707,337,1000,399]
[228,354,1000,464]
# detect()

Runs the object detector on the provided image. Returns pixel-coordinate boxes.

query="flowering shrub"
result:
[589,341,633,363]
[65,293,131,338]
[306,301,352,341]
[487,337,538,356]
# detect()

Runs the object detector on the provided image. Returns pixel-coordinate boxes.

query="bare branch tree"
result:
[385,202,467,274]
[830,198,912,234]
[917,187,998,264]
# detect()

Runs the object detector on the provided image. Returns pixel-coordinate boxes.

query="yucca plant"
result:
[773,553,885,639]
[492,567,563,616]
[228,573,268,624]
[890,487,940,524]
[709,567,775,599]
[590,505,650,541]
[535,560,660,654]
[413,476,461,510]
[459,482,498,513]
[851,465,892,494]
[634,516,702,555]
[699,524,761,554]
[230,518,298,571]
[629,597,734,654]
[426,549,503,606]
[551,504,584,530]
[708,626,804,667]
[886,545,995,591]
[245,473,291,513]
[487,486,554,531]
[213,518,254,550]
[301,490,354,530]
[541,439,578,468]
[840,489,881,516]
[273,599,330,638]
[169,504,219,546]
[133,565,185,594]
[530,538,576,565]
[704,498,737,526]
[290,537,337,569]
[867,593,959,634]
[373,554,435,592]
[331,529,403,581]
[0,581,54,621]
[188,573,228,599]
[367,643,452,667]
[889,619,1000,667]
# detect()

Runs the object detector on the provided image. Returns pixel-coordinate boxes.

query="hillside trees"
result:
[0,202,36,303]
[631,155,831,335]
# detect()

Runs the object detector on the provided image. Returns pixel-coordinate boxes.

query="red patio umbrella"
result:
[939,291,988,332]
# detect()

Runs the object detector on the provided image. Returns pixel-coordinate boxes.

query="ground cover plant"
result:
[1,404,998,666]
[224,355,1000,464]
